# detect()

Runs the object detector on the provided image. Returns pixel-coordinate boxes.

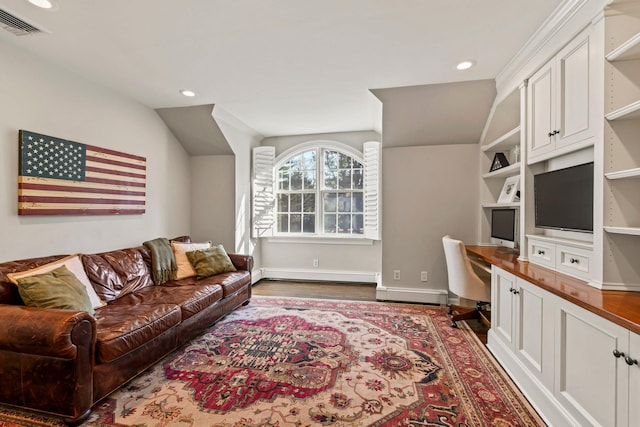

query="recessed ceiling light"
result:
[180,89,196,97]
[27,0,54,9]
[456,60,476,70]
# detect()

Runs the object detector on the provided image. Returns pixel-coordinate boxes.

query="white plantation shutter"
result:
[252,146,275,238]
[363,141,381,240]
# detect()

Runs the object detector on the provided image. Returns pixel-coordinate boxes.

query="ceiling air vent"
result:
[0,8,43,36]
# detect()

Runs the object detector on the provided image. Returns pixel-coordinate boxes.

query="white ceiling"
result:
[0,0,564,137]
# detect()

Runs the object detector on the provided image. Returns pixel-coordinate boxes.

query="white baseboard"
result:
[376,283,448,305]
[251,269,263,284]
[259,268,379,284]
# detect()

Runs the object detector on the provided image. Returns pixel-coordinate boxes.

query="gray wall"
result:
[0,41,191,261]
[190,155,236,249]
[381,143,480,292]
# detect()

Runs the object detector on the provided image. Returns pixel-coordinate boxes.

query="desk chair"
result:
[442,235,492,328]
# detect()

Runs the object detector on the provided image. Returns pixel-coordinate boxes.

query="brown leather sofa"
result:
[0,236,253,424]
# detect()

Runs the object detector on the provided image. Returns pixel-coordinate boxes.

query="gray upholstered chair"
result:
[442,235,491,328]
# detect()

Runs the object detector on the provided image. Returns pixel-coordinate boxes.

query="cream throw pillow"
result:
[171,241,211,279]
[7,254,105,309]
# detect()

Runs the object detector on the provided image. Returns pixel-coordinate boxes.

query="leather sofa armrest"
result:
[0,305,96,359]
[228,254,254,272]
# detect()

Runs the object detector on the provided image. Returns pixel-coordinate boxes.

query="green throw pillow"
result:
[186,245,237,278]
[16,265,95,315]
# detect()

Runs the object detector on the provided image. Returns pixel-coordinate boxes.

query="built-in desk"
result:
[466,245,640,334]
[467,245,640,427]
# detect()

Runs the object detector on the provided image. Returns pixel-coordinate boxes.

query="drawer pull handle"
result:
[569,258,579,264]
[513,289,520,295]
[626,356,638,366]
[509,287,515,294]
[613,349,625,358]
[537,250,545,255]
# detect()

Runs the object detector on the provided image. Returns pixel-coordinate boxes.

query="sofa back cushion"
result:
[82,248,153,302]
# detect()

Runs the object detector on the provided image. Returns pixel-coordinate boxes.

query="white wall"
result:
[0,41,191,261]
[190,155,235,249]
[261,130,381,153]
[212,107,263,273]
[379,144,479,303]
[259,131,382,281]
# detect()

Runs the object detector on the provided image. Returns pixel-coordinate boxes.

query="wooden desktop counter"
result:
[466,245,640,335]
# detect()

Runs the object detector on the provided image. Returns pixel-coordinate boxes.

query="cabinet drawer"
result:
[528,240,555,268]
[555,245,592,281]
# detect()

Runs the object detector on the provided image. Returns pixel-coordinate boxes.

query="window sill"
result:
[266,235,375,246]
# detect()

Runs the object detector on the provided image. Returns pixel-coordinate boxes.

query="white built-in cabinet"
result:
[489,266,640,427]
[482,1,640,425]
[478,7,640,289]
[527,234,594,282]
[527,28,597,163]
[491,267,554,390]
[554,298,639,427]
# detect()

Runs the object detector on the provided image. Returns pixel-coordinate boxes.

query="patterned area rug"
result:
[0,297,545,426]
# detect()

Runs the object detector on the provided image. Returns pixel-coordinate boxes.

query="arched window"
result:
[275,147,364,235]
[252,141,380,240]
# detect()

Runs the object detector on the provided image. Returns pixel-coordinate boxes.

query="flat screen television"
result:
[491,208,518,249]
[534,162,594,233]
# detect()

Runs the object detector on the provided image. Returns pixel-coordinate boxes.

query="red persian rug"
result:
[0,297,545,426]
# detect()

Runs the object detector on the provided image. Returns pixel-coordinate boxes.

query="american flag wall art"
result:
[18,130,146,215]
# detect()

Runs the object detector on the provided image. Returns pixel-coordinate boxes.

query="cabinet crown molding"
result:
[496,0,608,96]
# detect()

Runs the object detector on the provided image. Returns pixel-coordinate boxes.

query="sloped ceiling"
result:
[0,0,563,137]
[372,80,496,147]
[155,105,233,156]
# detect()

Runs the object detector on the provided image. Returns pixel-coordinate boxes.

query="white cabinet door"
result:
[555,299,629,427]
[527,62,555,160]
[515,278,555,389]
[492,267,516,348]
[556,30,594,148]
[527,27,595,163]
[626,332,640,427]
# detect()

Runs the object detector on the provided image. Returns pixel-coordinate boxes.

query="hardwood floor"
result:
[251,280,377,301]
[251,279,489,343]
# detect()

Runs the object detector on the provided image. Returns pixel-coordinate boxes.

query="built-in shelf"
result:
[482,202,521,208]
[604,226,640,236]
[482,162,520,179]
[606,31,640,62]
[605,167,640,180]
[605,99,640,121]
[482,126,520,152]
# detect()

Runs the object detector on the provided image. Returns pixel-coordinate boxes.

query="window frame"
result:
[273,141,365,238]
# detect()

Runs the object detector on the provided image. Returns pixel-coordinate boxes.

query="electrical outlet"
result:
[393,270,400,280]
[313,259,319,268]
[421,271,428,282]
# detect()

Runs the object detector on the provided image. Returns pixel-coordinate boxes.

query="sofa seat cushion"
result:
[163,271,250,297]
[199,271,251,297]
[94,303,181,364]
[116,284,224,320]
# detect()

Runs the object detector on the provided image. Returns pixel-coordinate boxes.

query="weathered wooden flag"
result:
[18,130,146,215]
